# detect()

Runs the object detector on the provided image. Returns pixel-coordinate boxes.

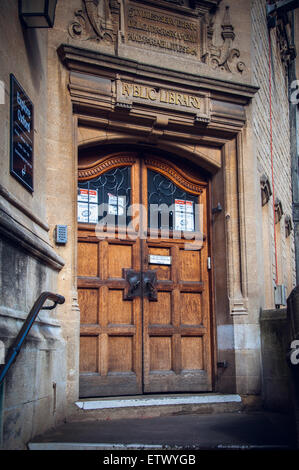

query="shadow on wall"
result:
[21,25,46,93]
[260,286,299,447]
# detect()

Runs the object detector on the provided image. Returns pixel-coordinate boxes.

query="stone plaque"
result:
[116,79,210,123]
[125,1,201,58]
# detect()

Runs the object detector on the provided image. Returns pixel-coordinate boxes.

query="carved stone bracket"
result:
[285,214,293,238]
[276,17,296,69]
[268,7,296,70]
[260,173,272,206]
[202,5,246,74]
[69,0,116,43]
[274,198,284,224]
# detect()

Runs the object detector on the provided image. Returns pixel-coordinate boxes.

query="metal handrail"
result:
[0,292,65,386]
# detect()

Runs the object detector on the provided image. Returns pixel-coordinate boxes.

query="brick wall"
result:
[251,0,296,303]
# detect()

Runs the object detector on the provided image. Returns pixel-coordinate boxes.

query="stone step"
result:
[69,393,243,422]
[28,442,291,451]
[28,410,296,451]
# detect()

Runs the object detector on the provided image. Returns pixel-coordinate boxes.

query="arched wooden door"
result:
[77,152,213,397]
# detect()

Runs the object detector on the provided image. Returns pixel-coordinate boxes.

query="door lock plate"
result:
[123,269,142,300]
[143,270,158,301]
[123,269,157,301]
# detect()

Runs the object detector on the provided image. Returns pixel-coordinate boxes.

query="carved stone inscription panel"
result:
[125,2,201,58]
[68,1,246,75]
[116,79,211,123]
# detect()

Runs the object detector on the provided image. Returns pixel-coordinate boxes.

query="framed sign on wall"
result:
[10,74,34,192]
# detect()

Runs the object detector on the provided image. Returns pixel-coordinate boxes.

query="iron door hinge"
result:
[207,257,211,270]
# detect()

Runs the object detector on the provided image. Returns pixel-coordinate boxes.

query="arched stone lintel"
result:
[77,129,222,174]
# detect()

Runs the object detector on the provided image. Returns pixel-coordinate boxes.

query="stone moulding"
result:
[58,44,257,161]
[58,44,257,106]
[0,305,61,329]
[0,183,49,232]
[224,134,249,316]
[0,205,65,272]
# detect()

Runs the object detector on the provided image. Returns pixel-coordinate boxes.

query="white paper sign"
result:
[77,202,98,223]
[174,199,194,231]
[108,193,125,216]
[149,255,172,265]
[78,188,98,203]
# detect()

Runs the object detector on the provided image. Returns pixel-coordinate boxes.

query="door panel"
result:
[78,236,142,397]
[142,239,212,392]
[142,158,212,393]
[78,153,213,397]
[78,159,143,398]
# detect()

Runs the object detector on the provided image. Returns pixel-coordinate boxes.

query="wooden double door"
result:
[78,152,213,397]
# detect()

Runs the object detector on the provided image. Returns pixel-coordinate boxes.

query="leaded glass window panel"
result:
[78,166,131,225]
[147,169,198,232]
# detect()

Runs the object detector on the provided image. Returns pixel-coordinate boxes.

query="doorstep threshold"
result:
[75,393,242,410]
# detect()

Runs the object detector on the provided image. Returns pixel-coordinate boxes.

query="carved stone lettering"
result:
[125,2,201,57]
[68,1,246,75]
[116,80,210,123]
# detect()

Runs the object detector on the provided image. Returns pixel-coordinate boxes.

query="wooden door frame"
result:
[77,149,217,395]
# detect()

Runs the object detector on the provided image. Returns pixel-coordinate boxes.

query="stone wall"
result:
[0,1,67,449]
[260,309,292,412]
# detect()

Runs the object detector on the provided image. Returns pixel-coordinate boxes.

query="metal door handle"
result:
[129,279,140,296]
[123,269,142,300]
[145,280,155,295]
[143,271,158,301]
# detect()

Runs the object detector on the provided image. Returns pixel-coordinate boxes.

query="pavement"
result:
[28,411,298,450]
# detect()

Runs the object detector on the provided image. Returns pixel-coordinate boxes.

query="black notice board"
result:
[10,74,34,192]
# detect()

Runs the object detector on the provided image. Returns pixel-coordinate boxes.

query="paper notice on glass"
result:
[78,202,89,223]
[175,199,186,231]
[108,205,118,215]
[186,212,194,231]
[186,201,193,213]
[108,194,126,216]
[77,202,98,223]
[174,199,194,231]
[78,188,98,203]
[108,193,117,215]
[186,201,194,231]
[118,196,125,216]
[89,204,98,223]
